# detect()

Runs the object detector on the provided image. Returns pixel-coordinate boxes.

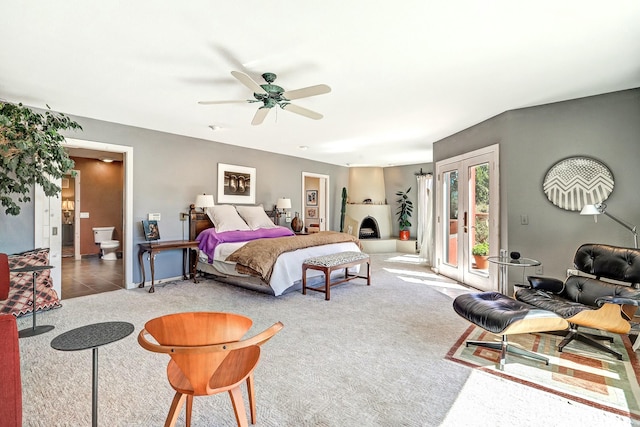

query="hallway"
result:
[61,256,124,299]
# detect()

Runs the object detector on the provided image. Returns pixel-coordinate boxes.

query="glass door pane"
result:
[443,170,459,267]
[468,162,490,277]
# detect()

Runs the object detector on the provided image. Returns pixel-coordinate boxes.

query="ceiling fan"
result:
[198,71,331,125]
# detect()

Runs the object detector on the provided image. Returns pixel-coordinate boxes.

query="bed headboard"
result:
[188,205,279,241]
[189,207,214,241]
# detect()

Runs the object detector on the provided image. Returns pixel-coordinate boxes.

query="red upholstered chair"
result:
[0,253,9,300]
[0,314,22,427]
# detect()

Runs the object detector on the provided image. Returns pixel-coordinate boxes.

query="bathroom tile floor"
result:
[61,255,124,299]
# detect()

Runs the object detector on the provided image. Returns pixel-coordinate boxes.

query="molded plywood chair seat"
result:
[138,312,283,427]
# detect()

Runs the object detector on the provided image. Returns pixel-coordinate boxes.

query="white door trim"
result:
[36,138,135,293]
[301,172,330,231]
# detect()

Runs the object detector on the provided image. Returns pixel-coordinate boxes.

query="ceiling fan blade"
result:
[282,103,323,120]
[231,71,267,95]
[282,84,331,100]
[251,107,270,126]
[198,100,247,105]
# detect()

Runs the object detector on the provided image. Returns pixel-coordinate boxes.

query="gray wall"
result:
[384,164,434,239]
[433,88,640,283]
[0,114,349,282]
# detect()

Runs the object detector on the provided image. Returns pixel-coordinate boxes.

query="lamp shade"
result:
[195,194,215,208]
[62,200,75,211]
[276,198,291,210]
[580,204,603,215]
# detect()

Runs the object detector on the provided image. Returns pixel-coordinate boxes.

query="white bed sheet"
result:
[199,241,362,296]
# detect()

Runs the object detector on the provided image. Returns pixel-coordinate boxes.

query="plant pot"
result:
[399,230,410,241]
[473,255,489,270]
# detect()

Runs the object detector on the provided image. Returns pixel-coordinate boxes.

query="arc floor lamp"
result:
[580,203,638,248]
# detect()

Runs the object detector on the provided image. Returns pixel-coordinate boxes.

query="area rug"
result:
[446,325,640,420]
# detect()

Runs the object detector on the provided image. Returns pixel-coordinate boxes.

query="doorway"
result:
[301,172,330,232]
[435,144,499,291]
[34,139,134,299]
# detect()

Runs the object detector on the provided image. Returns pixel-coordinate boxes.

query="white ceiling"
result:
[2,1,640,167]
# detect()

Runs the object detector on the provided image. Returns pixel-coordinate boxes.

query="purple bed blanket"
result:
[196,226,295,262]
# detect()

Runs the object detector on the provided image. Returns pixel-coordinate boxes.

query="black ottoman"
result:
[453,292,569,368]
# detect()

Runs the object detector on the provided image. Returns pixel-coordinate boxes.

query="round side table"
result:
[51,321,134,427]
[11,264,55,338]
[487,256,540,295]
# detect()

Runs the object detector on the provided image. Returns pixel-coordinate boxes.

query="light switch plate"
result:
[80,212,89,219]
[148,213,161,221]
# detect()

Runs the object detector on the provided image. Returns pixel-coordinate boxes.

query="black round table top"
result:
[51,321,134,352]
[10,265,54,273]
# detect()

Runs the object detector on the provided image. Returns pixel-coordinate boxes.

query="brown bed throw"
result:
[227,231,362,282]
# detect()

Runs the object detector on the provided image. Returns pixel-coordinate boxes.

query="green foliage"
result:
[475,217,489,244]
[472,241,489,256]
[395,187,413,231]
[340,187,347,232]
[0,102,81,215]
[475,164,489,211]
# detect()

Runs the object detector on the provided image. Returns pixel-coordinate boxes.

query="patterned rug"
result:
[446,325,640,420]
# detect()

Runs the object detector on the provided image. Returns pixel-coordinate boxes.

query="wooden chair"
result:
[138,312,283,427]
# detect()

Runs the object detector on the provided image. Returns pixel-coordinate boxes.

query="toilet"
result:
[92,226,120,260]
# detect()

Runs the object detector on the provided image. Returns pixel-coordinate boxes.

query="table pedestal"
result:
[12,265,55,338]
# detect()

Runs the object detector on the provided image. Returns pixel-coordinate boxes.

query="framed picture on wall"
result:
[217,163,256,204]
[306,207,318,218]
[306,190,318,206]
[142,220,160,241]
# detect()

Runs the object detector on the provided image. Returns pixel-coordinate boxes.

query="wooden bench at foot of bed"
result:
[302,251,370,301]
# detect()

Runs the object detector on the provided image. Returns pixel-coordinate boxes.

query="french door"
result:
[435,145,499,290]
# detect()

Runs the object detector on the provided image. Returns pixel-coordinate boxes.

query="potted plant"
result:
[472,242,489,269]
[395,187,413,241]
[0,102,81,215]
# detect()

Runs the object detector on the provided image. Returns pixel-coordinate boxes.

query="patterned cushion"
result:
[304,251,369,267]
[0,248,61,317]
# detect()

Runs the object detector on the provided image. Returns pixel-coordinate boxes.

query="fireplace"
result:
[359,216,380,239]
[345,204,392,240]
[344,167,394,245]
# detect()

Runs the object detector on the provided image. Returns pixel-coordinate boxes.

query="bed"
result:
[189,204,363,296]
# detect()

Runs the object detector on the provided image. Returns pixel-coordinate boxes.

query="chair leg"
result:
[558,326,622,360]
[186,395,194,427]
[466,334,549,369]
[247,373,256,424]
[228,386,249,427]
[165,392,187,427]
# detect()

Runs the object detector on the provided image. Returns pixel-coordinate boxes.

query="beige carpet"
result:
[16,253,639,426]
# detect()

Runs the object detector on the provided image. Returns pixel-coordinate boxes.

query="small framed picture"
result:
[142,220,160,241]
[306,190,318,206]
[306,207,317,218]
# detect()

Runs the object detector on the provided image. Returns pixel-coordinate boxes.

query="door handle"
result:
[463,212,468,233]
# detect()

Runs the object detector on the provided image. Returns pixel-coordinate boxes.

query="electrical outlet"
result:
[535,265,543,275]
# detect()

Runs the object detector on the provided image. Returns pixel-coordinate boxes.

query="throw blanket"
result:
[227,231,363,282]
[197,227,294,263]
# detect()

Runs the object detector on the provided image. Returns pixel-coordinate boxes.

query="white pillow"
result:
[206,205,250,232]
[235,205,277,230]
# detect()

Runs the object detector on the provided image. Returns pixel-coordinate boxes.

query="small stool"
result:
[452,292,569,368]
[302,251,370,300]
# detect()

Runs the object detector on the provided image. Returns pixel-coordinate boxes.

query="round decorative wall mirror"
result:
[542,156,614,211]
